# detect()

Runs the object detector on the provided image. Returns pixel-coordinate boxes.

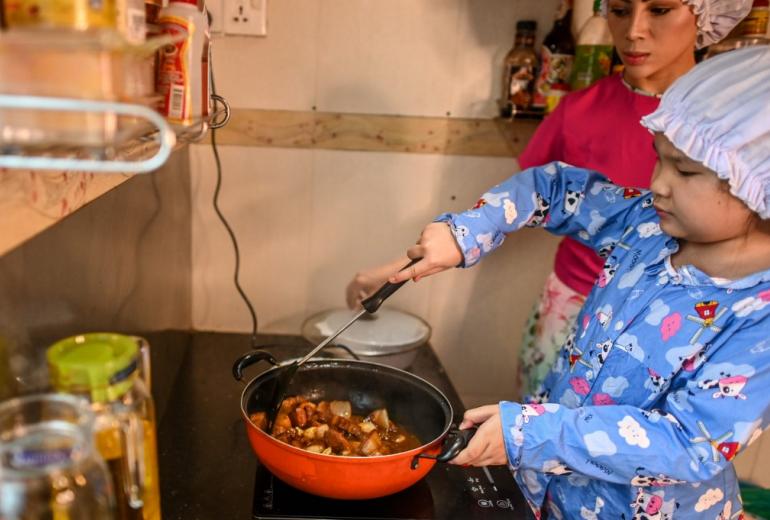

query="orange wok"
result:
[233,350,470,500]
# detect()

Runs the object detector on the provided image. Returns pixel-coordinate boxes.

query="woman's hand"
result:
[449,405,508,467]
[345,222,463,308]
[387,222,463,285]
[345,256,411,309]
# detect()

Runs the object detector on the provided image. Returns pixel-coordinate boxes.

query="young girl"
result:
[392,45,770,518]
[346,0,753,400]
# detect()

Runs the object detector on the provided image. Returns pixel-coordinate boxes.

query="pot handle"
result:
[232,350,280,381]
[411,427,476,469]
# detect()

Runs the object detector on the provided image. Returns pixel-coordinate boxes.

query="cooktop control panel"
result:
[253,463,529,520]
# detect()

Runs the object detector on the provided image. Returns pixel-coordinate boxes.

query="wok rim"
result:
[238,358,454,462]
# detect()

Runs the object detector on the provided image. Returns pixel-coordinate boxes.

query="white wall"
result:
[191,0,563,407]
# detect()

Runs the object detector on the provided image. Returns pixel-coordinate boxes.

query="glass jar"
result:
[47,333,161,520]
[0,393,116,519]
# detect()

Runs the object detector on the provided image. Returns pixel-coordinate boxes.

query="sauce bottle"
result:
[157,0,210,128]
[500,20,538,118]
[533,0,575,114]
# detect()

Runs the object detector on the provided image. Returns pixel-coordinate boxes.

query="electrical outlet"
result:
[223,0,267,36]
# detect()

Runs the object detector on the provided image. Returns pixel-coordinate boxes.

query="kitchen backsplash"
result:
[0,149,192,397]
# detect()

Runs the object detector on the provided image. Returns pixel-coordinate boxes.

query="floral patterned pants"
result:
[517,272,586,399]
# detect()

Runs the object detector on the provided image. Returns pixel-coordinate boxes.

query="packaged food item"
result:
[156,0,210,127]
[570,0,613,90]
[116,0,146,43]
[533,0,575,114]
[500,20,538,118]
[2,0,117,32]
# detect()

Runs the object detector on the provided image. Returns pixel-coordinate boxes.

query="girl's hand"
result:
[450,405,508,467]
[388,222,463,285]
[345,256,410,309]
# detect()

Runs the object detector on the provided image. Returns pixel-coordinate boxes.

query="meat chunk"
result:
[249,412,267,431]
[330,415,363,439]
[265,397,421,457]
[324,429,352,454]
[290,406,309,428]
[271,412,293,436]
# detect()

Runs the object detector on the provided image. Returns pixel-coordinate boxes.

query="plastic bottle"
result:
[499,20,539,118]
[157,0,209,127]
[571,0,594,41]
[533,0,575,113]
[570,0,613,91]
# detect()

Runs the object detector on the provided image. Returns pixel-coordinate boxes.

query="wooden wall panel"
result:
[214,108,538,158]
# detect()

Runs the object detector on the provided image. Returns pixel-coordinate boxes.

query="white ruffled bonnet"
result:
[600,0,753,48]
[641,45,770,219]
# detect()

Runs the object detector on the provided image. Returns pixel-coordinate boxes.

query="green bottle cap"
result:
[47,333,139,403]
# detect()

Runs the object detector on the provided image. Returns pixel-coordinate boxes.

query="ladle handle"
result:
[361,258,420,313]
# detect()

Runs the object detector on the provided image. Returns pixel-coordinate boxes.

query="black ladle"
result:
[265,258,420,430]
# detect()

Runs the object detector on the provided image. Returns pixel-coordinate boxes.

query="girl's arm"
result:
[435,161,651,269]
[497,320,770,486]
[387,162,650,285]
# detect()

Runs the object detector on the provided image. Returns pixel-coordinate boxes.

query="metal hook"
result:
[209,94,231,130]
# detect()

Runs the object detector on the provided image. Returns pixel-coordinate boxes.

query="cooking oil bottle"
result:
[47,333,161,520]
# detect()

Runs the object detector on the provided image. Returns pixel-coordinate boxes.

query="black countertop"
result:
[144,331,467,520]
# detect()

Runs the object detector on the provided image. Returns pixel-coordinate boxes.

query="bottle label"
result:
[533,48,574,109]
[158,15,194,124]
[570,44,613,90]
[508,64,536,109]
[10,448,74,469]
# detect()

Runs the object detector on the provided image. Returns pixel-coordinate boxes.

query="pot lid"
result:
[301,308,431,356]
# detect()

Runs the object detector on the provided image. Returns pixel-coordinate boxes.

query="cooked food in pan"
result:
[250,396,422,456]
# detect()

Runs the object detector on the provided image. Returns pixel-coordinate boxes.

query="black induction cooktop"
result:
[152,332,532,520]
[252,463,529,520]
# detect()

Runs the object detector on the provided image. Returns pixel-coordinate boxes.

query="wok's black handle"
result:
[232,350,279,381]
[411,427,476,469]
[361,258,420,314]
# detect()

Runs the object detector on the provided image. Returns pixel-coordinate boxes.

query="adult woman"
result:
[346,0,752,398]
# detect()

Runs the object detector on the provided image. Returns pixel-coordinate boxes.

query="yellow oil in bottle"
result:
[96,421,161,520]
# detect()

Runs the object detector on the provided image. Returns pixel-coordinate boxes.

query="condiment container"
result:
[47,333,161,520]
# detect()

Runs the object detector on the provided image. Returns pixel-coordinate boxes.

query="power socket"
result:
[223,0,267,36]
